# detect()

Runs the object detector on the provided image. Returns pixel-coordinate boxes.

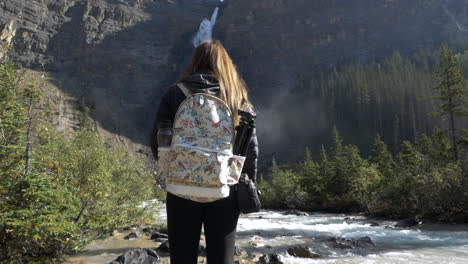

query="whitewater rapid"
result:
[235,211,468,264]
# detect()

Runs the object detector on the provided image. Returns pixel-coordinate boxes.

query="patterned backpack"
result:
[157,83,246,203]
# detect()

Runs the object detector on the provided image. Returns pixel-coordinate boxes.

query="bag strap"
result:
[177,82,192,98]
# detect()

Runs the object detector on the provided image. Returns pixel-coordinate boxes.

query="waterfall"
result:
[192,7,220,47]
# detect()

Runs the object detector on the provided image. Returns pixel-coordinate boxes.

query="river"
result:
[65,207,468,263]
[236,210,468,263]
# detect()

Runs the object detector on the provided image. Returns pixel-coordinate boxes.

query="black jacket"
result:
[149,73,259,182]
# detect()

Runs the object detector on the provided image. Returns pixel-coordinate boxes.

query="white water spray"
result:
[192,7,220,47]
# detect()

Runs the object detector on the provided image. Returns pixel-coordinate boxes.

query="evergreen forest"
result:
[259,44,468,222]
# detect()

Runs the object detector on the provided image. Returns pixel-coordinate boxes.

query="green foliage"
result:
[350,164,381,214]
[260,127,468,222]
[0,60,26,183]
[0,60,158,263]
[259,157,308,209]
[432,44,468,160]
[299,147,322,207]
[369,134,395,180]
[34,125,157,232]
[432,44,467,118]
[258,46,467,221]
[314,51,438,153]
[1,171,80,262]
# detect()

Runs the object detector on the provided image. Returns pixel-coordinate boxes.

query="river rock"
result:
[110,248,159,264]
[259,254,285,264]
[355,236,376,247]
[150,232,168,240]
[142,227,153,235]
[369,222,379,226]
[124,231,141,240]
[324,236,375,249]
[325,237,354,249]
[395,217,421,228]
[287,246,320,258]
[152,238,167,243]
[156,240,170,253]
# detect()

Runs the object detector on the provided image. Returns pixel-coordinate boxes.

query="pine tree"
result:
[270,156,280,175]
[330,126,343,158]
[300,146,321,204]
[432,44,468,160]
[395,141,423,215]
[319,144,328,164]
[0,60,157,262]
[0,60,27,209]
[370,134,395,179]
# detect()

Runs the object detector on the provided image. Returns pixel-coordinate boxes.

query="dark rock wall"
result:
[1,0,467,162]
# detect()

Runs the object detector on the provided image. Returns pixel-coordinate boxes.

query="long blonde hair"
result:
[180,40,253,126]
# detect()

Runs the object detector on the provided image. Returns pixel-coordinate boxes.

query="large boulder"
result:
[287,246,320,258]
[110,248,159,264]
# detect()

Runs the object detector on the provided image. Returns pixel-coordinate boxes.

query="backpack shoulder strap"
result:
[176,82,192,98]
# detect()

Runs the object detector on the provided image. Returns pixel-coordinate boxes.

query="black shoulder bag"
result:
[233,110,261,214]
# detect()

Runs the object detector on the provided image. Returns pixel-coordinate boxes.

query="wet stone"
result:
[259,253,285,264]
[324,237,354,249]
[142,227,154,235]
[395,217,421,228]
[150,232,168,240]
[355,236,375,247]
[110,248,159,264]
[287,245,320,258]
[124,231,141,240]
[324,236,375,249]
[156,240,170,253]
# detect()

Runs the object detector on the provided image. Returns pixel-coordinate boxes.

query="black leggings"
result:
[166,187,240,264]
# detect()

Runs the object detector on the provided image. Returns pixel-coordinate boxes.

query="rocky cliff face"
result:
[0,20,17,60]
[1,0,468,161]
